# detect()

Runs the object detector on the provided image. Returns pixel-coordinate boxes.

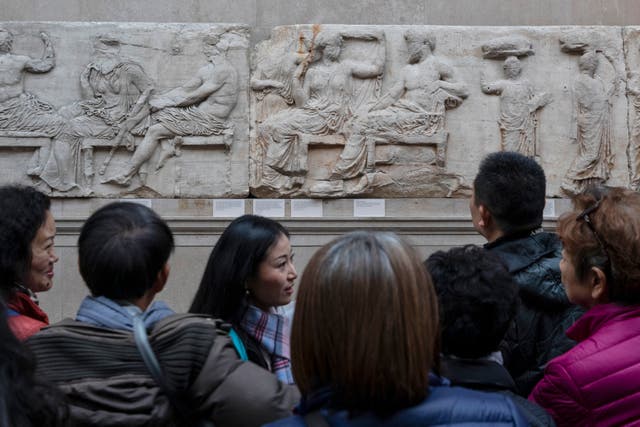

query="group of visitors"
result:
[2,151,640,426]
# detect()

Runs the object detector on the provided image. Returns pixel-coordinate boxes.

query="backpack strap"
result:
[133,314,214,427]
[228,327,249,361]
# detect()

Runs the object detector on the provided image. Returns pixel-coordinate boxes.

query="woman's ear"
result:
[589,266,609,304]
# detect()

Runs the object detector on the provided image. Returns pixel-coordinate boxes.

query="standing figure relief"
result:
[253,29,386,195]
[0,28,64,136]
[480,55,552,158]
[108,33,239,186]
[627,68,640,191]
[561,50,615,195]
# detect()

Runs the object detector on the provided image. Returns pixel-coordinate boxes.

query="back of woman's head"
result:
[557,186,640,304]
[291,231,439,414]
[189,215,289,320]
[0,185,50,297]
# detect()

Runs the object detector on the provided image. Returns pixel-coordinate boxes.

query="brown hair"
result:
[291,231,439,414]
[557,186,640,304]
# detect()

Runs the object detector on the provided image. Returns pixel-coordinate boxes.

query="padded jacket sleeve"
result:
[191,333,300,427]
[529,361,587,427]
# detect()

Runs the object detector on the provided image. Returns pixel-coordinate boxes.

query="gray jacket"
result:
[27,314,300,427]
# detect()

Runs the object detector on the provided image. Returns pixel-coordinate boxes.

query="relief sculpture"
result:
[627,68,640,191]
[1,24,638,198]
[0,23,249,198]
[250,26,471,198]
[253,29,386,196]
[480,38,552,158]
[561,50,615,195]
[33,34,153,195]
[0,28,63,135]
[310,30,469,196]
[108,33,239,186]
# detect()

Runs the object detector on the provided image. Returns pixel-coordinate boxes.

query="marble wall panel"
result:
[250,25,631,198]
[0,22,250,197]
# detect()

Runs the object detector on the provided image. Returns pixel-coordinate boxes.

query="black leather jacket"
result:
[486,229,584,396]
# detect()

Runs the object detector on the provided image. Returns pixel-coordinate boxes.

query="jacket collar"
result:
[484,228,556,273]
[567,303,640,342]
[441,357,517,393]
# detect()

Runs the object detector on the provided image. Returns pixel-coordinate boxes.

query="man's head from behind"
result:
[425,245,518,359]
[78,202,174,301]
[471,152,546,240]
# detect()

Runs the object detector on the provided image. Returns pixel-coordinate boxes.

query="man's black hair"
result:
[78,202,174,301]
[473,151,546,234]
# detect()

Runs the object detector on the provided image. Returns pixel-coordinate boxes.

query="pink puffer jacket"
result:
[529,303,640,427]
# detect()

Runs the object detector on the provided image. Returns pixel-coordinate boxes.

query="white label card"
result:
[353,199,385,217]
[290,199,323,217]
[253,199,285,218]
[543,199,556,218]
[213,199,245,218]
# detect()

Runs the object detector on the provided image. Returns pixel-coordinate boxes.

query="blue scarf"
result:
[76,295,174,331]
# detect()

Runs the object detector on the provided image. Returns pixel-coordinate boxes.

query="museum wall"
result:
[2,0,638,320]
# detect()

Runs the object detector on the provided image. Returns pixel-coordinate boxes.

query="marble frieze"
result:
[0,22,250,197]
[3,23,640,198]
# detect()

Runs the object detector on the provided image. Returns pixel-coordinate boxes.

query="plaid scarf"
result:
[239,302,294,384]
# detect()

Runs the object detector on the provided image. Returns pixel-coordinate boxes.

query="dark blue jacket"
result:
[263,377,528,427]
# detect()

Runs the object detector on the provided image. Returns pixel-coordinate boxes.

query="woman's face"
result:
[24,210,58,293]
[560,249,595,308]
[248,233,297,311]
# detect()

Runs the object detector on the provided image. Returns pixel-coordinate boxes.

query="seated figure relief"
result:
[252,28,471,198]
[252,29,386,196]
[32,34,153,195]
[310,30,469,196]
[108,33,239,187]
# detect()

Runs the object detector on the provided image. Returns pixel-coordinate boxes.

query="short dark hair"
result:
[189,215,289,321]
[0,185,51,297]
[426,245,518,359]
[292,231,439,415]
[473,152,546,234]
[78,202,174,300]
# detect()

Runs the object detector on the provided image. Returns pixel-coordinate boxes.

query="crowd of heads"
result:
[4,146,640,425]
